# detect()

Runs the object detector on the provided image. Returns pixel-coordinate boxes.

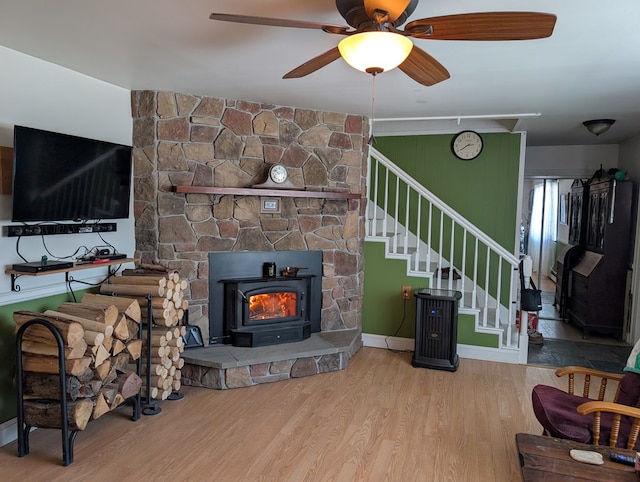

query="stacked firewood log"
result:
[100,266,187,401]
[14,294,143,431]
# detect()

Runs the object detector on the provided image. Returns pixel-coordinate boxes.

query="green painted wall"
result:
[457,310,499,348]
[0,290,94,424]
[363,241,498,348]
[373,133,520,252]
[362,241,421,338]
[363,132,520,348]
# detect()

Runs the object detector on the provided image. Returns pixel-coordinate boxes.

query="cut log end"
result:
[24,398,93,431]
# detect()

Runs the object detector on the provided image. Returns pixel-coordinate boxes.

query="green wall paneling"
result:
[457,313,500,348]
[373,132,520,251]
[363,241,498,348]
[365,132,519,349]
[372,132,520,308]
[363,241,423,338]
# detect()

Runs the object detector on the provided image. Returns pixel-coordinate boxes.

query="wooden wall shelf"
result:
[172,185,361,200]
[6,258,138,292]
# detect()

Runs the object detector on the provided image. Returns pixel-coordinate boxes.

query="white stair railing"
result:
[366,147,521,348]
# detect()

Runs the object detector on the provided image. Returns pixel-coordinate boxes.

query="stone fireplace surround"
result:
[131,91,367,388]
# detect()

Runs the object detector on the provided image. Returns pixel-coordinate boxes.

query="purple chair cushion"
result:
[532,385,593,443]
[617,371,640,406]
[532,384,638,449]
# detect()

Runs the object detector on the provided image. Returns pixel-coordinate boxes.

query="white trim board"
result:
[1,418,18,447]
[361,334,520,365]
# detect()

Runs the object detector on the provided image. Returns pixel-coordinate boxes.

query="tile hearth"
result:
[181,329,362,390]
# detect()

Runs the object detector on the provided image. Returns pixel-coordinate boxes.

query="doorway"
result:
[526,179,559,287]
[521,179,564,333]
[522,178,631,368]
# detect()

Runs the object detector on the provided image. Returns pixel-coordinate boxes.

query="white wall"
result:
[525,144,620,178]
[556,179,573,245]
[0,46,135,303]
[619,134,640,343]
[619,134,640,182]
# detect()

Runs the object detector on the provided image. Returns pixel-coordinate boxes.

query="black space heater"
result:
[412,289,462,372]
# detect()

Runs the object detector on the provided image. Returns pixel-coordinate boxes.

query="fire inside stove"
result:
[248,291,297,321]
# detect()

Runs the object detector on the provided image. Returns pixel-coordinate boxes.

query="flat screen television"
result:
[11,125,132,223]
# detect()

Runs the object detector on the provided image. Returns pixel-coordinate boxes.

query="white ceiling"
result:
[1,0,639,146]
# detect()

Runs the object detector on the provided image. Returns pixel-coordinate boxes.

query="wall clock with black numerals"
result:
[451,130,484,161]
[268,164,288,184]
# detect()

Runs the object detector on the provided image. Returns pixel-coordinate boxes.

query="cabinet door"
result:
[586,183,609,252]
[569,191,583,245]
[586,191,599,250]
[596,190,608,251]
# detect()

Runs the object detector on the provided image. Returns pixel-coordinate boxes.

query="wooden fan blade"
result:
[364,0,411,23]
[209,13,348,32]
[398,46,450,86]
[406,12,557,40]
[283,47,342,79]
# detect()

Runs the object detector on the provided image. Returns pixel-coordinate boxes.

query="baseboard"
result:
[0,418,17,447]
[362,333,521,365]
[457,344,520,364]
[361,333,414,351]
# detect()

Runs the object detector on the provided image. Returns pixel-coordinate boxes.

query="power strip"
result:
[5,223,117,237]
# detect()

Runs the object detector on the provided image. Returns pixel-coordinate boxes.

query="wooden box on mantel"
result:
[0,146,13,194]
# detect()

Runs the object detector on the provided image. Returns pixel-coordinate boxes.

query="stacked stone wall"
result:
[182,350,356,390]
[131,91,367,339]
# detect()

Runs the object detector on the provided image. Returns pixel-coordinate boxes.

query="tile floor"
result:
[527,274,633,369]
[527,337,632,372]
[532,274,629,347]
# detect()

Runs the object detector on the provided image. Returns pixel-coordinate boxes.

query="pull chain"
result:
[368,72,377,146]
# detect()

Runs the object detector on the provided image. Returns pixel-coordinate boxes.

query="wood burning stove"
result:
[222,275,313,347]
[209,250,323,347]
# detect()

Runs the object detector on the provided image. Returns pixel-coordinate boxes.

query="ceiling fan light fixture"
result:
[338,32,413,73]
[583,119,616,136]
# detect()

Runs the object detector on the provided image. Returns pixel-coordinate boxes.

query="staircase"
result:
[365,147,524,361]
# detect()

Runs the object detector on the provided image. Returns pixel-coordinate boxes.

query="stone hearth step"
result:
[181,329,362,390]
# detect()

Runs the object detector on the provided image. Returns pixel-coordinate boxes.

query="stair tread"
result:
[367,200,518,353]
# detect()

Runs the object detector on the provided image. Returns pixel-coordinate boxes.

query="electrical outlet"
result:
[402,285,411,300]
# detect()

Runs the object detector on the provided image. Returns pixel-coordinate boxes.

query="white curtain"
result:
[528,180,558,278]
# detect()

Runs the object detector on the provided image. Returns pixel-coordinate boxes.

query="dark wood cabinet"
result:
[566,178,633,338]
[554,244,583,319]
[568,179,588,246]
[586,180,610,252]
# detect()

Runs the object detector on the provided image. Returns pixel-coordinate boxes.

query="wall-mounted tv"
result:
[11,126,132,223]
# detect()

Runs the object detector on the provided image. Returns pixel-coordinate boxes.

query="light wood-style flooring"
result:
[0,347,570,482]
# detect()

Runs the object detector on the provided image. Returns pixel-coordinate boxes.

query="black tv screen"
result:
[11,126,132,222]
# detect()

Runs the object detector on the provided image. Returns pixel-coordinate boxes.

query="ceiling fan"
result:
[210,0,556,86]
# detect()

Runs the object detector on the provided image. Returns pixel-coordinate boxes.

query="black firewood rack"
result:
[15,317,142,466]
